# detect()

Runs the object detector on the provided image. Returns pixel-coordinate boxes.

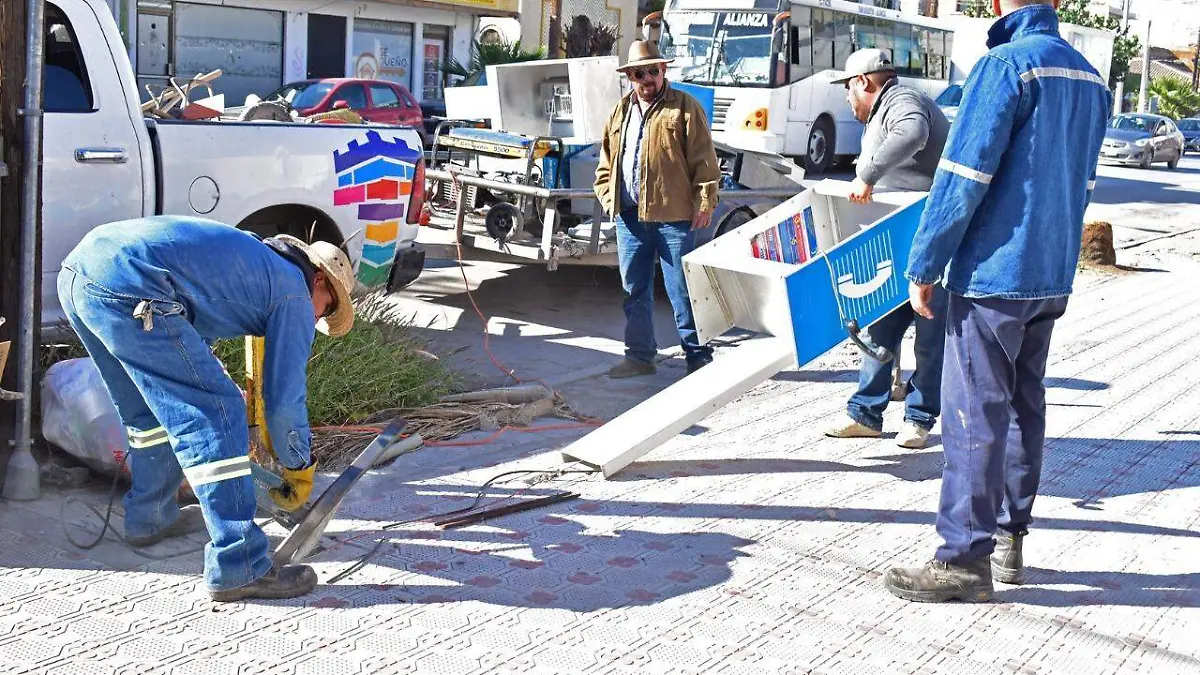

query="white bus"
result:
[645,0,955,173]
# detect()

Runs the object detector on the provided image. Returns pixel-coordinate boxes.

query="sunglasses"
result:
[628,66,662,81]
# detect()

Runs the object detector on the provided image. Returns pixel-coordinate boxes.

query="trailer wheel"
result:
[803,116,836,175]
[485,203,523,240]
[716,205,757,238]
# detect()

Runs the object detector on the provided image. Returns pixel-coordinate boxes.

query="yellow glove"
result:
[269,460,316,511]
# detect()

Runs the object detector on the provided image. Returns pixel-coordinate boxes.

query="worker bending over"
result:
[58,216,355,602]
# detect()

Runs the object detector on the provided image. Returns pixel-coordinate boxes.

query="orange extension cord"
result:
[316,188,603,447]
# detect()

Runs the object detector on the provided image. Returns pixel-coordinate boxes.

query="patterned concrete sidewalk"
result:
[1,250,1198,675]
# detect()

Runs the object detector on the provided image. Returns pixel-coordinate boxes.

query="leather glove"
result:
[269,459,316,511]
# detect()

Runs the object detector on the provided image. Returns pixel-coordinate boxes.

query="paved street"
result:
[1,157,1198,674]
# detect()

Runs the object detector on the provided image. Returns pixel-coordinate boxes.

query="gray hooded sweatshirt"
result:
[856,78,950,191]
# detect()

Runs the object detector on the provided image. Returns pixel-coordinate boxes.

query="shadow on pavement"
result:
[1000,568,1200,609]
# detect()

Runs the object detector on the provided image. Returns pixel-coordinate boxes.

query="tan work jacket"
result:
[594,85,720,223]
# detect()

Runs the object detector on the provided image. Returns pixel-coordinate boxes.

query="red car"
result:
[267,78,425,136]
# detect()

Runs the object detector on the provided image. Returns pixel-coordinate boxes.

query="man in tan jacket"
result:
[594,40,721,378]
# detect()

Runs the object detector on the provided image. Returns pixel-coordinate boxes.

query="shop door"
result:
[136,10,172,100]
[421,25,450,104]
[307,14,347,79]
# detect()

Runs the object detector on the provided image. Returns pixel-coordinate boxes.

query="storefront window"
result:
[353,18,414,90]
[172,3,284,104]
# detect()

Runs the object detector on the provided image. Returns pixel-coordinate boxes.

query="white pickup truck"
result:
[40,0,428,325]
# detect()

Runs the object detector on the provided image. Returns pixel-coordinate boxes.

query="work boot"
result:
[125,505,209,547]
[209,565,318,603]
[608,358,656,379]
[991,532,1025,585]
[895,422,931,449]
[883,557,994,603]
[824,414,882,439]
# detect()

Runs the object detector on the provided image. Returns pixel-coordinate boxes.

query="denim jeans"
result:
[847,284,947,431]
[616,208,713,366]
[935,293,1069,565]
[58,267,272,591]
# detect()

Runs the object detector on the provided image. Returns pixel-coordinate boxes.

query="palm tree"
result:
[1148,76,1200,120]
[564,15,618,58]
[442,39,545,87]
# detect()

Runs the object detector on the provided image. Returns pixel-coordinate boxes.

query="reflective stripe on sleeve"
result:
[938,158,994,184]
[127,426,170,449]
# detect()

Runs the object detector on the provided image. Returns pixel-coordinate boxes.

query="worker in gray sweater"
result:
[824,48,952,450]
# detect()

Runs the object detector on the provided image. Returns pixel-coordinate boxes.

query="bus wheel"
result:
[804,117,835,175]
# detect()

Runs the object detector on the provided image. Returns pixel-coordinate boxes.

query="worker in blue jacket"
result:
[58,216,357,602]
[884,0,1109,602]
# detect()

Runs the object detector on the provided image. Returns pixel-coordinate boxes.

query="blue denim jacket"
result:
[62,216,316,469]
[906,5,1111,299]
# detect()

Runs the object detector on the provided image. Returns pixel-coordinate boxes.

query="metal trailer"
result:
[417,140,806,272]
[416,54,808,272]
[560,180,930,477]
[420,167,805,272]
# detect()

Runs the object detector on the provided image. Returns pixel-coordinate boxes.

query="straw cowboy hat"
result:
[617,39,674,72]
[274,235,356,337]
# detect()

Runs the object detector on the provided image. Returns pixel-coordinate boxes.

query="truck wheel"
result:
[803,117,835,175]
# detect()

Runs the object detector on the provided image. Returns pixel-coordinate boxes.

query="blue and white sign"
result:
[784,197,926,367]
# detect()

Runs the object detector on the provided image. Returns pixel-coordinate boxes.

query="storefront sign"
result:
[419,0,517,13]
[353,18,413,89]
[422,39,444,101]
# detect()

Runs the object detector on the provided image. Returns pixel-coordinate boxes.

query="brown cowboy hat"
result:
[616,39,673,72]
[272,235,356,337]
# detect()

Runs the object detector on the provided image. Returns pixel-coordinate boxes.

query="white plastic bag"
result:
[41,357,128,476]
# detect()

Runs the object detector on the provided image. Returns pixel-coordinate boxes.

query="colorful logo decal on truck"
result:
[333,130,418,285]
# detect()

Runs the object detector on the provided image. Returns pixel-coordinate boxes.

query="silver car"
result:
[1098,113,1185,170]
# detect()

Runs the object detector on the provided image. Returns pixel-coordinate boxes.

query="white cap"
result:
[830,49,896,85]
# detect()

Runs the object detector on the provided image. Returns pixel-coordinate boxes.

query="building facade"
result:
[100,0,516,108]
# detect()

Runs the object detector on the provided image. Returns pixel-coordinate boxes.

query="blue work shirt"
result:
[62,216,317,469]
[905,5,1110,299]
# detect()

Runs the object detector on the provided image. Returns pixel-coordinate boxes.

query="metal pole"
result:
[1192,26,1198,91]
[1137,19,1150,113]
[4,0,46,501]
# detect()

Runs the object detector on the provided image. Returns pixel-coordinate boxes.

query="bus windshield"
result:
[662,11,784,87]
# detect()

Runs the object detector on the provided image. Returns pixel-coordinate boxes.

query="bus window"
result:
[854,16,877,50]
[832,11,855,69]
[893,24,919,76]
[811,9,834,71]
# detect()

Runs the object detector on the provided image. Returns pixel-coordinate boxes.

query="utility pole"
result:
[1192,26,1198,91]
[0,0,31,488]
[548,0,564,59]
[0,0,45,500]
[1137,19,1150,113]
